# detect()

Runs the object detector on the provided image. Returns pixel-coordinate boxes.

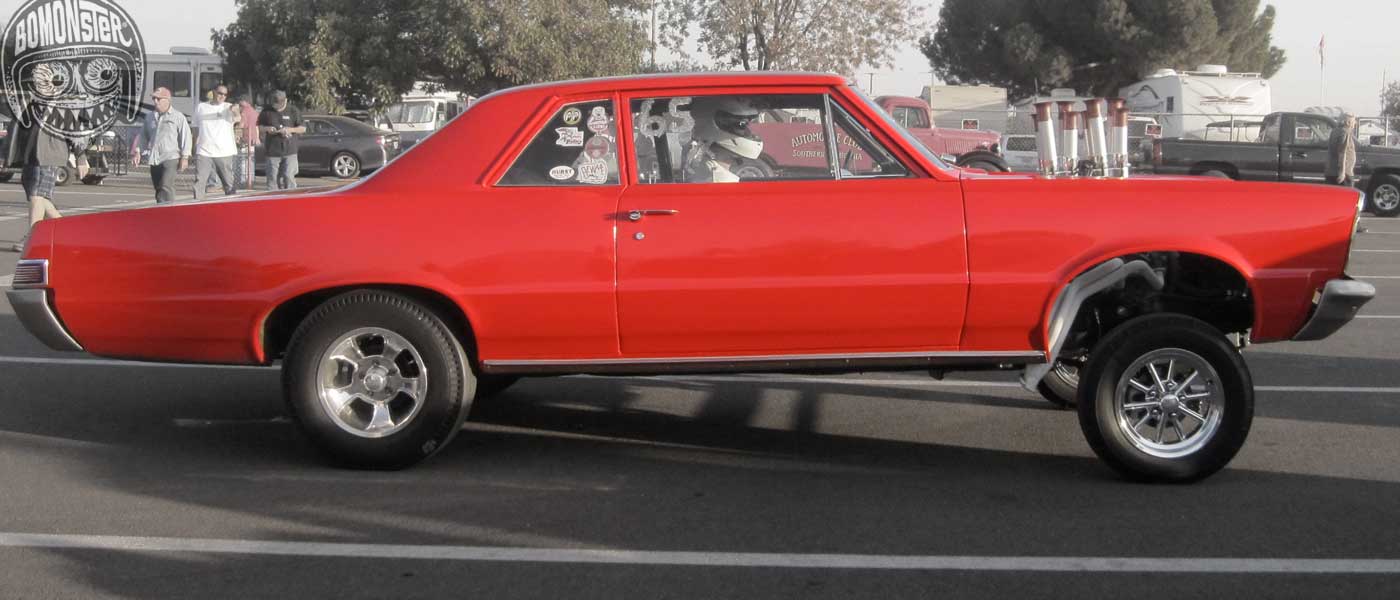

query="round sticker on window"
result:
[562,107,582,125]
[549,165,576,180]
[584,135,611,160]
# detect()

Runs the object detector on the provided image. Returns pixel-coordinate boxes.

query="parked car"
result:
[342,109,395,133]
[1152,111,1400,216]
[873,95,1008,172]
[7,73,1372,483]
[255,114,401,178]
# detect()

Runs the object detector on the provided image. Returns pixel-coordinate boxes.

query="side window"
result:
[910,108,930,129]
[1259,115,1281,144]
[153,71,191,97]
[499,100,619,186]
[631,93,832,183]
[891,106,910,128]
[828,101,910,178]
[198,72,222,101]
[1293,116,1333,147]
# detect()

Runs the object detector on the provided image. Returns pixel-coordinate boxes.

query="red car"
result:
[7,73,1373,482]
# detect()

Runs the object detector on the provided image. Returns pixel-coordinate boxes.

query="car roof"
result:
[481,72,851,102]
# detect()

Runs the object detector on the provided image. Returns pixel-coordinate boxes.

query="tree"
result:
[213,0,649,112]
[655,0,924,74]
[921,0,1287,99]
[1383,81,1400,118]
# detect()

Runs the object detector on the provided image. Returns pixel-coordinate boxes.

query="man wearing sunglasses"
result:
[193,85,239,199]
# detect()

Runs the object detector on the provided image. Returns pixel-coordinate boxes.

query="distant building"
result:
[921,84,1009,134]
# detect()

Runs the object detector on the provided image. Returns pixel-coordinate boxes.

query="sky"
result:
[7,0,1394,115]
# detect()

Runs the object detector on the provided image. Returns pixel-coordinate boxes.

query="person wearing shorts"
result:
[5,117,64,252]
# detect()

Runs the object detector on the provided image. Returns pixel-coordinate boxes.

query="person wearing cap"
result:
[257,90,306,190]
[133,87,192,203]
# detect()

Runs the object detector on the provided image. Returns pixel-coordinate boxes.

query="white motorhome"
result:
[1120,65,1271,140]
[143,47,226,122]
[385,87,475,150]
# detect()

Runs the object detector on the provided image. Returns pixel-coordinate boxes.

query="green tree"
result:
[922,0,1286,99]
[656,0,924,74]
[1383,81,1400,117]
[213,0,649,112]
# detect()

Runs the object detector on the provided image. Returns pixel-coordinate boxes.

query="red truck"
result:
[873,95,1007,171]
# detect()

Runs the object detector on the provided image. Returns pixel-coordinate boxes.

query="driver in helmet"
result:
[683,96,763,183]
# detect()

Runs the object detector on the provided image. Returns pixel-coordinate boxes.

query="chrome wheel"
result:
[316,327,427,438]
[1113,348,1223,459]
[1373,183,1400,212]
[332,153,359,178]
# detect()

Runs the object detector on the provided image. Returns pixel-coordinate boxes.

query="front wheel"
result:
[283,290,475,469]
[1077,314,1253,483]
[1367,174,1400,217]
[1037,360,1079,408]
[331,152,362,179]
[53,166,72,186]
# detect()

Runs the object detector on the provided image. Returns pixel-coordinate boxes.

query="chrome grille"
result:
[12,259,47,288]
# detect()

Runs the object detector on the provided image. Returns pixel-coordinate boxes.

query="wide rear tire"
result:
[1077,314,1253,483]
[283,290,475,469]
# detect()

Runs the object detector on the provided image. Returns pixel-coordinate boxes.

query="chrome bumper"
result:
[5,289,83,351]
[1292,279,1376,341]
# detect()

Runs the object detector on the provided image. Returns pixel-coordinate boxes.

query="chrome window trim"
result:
[483,350,1045,375]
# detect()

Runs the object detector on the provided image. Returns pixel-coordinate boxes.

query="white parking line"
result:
[1354,275,1400,279]
[1357,315,1400,319]
[0,189,151,197]
[0,532,1397,573]
[0,275,11,287]
[1353,249,1400,253]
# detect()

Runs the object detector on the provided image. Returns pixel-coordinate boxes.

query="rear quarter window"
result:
[498,100,619,186]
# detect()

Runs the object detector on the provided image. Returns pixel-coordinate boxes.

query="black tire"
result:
[733,158,775,180]
[53,166,71,186]
[0,172,12,183]
[282,290,475,469]
[1077,314,1253,483]
[330,152,362,179]
[1197,169,1231,179]
[1366,174,1400,217]
[961,159,1002,172]
[1037,361,1079,408]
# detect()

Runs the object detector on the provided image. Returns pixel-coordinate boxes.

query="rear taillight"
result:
[375,135,385,146]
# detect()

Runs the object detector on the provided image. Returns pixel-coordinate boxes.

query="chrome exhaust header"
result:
[1107,97,1130,178]
[1057,101,1081,177]
[1083,98,1109,177]
[1033,102,1058,178]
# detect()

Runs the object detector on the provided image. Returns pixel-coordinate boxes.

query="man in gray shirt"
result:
[133,87,191,203]
[1326,113,1357,187]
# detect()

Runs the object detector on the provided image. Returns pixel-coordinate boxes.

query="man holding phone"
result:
[257,90,305,190]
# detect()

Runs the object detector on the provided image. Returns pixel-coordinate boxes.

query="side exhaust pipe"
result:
[1033,102,1058,178]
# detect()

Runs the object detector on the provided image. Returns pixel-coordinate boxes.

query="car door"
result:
[1281,114,1334,183]
[615,89,968,357]
[299,119,334,172]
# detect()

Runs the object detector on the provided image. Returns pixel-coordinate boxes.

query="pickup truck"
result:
[1152,111,1400,216]
[874,95,1008,172]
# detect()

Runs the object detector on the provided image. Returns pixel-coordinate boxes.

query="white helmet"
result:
[689,96,763,160]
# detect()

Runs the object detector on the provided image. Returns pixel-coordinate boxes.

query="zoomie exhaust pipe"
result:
[1083,98,1109,177]
[1108,97,1130,178]
[1033,101,1058,178]
[1057,101,1081,177]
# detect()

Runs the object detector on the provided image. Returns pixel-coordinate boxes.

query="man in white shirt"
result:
[193,84,239,199]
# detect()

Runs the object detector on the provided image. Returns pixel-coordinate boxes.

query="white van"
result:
[385,95,473,150]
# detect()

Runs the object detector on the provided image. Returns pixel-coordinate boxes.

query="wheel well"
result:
[1189,163,1237,179]
[1367,169,1400,189]
[1060,252,1254,359]
[261,285,476,364]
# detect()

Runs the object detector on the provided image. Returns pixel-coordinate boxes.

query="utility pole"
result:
[867,72,876,95]
[649,1,657,70]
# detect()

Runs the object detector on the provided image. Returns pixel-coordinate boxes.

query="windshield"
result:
[386,101,436,124]
[849,86,951,171]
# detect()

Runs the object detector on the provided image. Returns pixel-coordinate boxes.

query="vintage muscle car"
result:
[6,73,1374,482]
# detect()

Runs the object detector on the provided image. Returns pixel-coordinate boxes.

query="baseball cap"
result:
[272,90,287,101]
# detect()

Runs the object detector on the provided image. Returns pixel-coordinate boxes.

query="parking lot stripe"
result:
[1357,315,1400,319]
[1354,275,1400,279]
[0,190,152,197]
[1353,249,1400,253]
[1,532,1398,573]
[0,275,11,287]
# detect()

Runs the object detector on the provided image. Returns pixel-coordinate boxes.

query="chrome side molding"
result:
[484,350,1046,376]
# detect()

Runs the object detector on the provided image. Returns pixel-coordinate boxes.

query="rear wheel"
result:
[53,166,72,186]
[283,290,475,469]
[331,152,362,179]
[1077,314,1253,483]
[1367,174,1400,217]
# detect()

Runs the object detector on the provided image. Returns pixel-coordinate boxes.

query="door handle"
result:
[627,209,679,221]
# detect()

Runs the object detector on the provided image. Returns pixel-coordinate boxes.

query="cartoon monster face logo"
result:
[2,0,145,141]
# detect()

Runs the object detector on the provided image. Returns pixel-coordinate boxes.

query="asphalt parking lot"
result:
[1,175,1398,598]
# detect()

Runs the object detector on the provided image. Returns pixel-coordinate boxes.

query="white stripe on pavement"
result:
[1,532,1398,573]
[1357,315,1400,319]
[0,190,152,197]
[1354,249,1400,253]
[1354,275,1400,279]
[0,275,11,287]
[0,356,1396,393]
